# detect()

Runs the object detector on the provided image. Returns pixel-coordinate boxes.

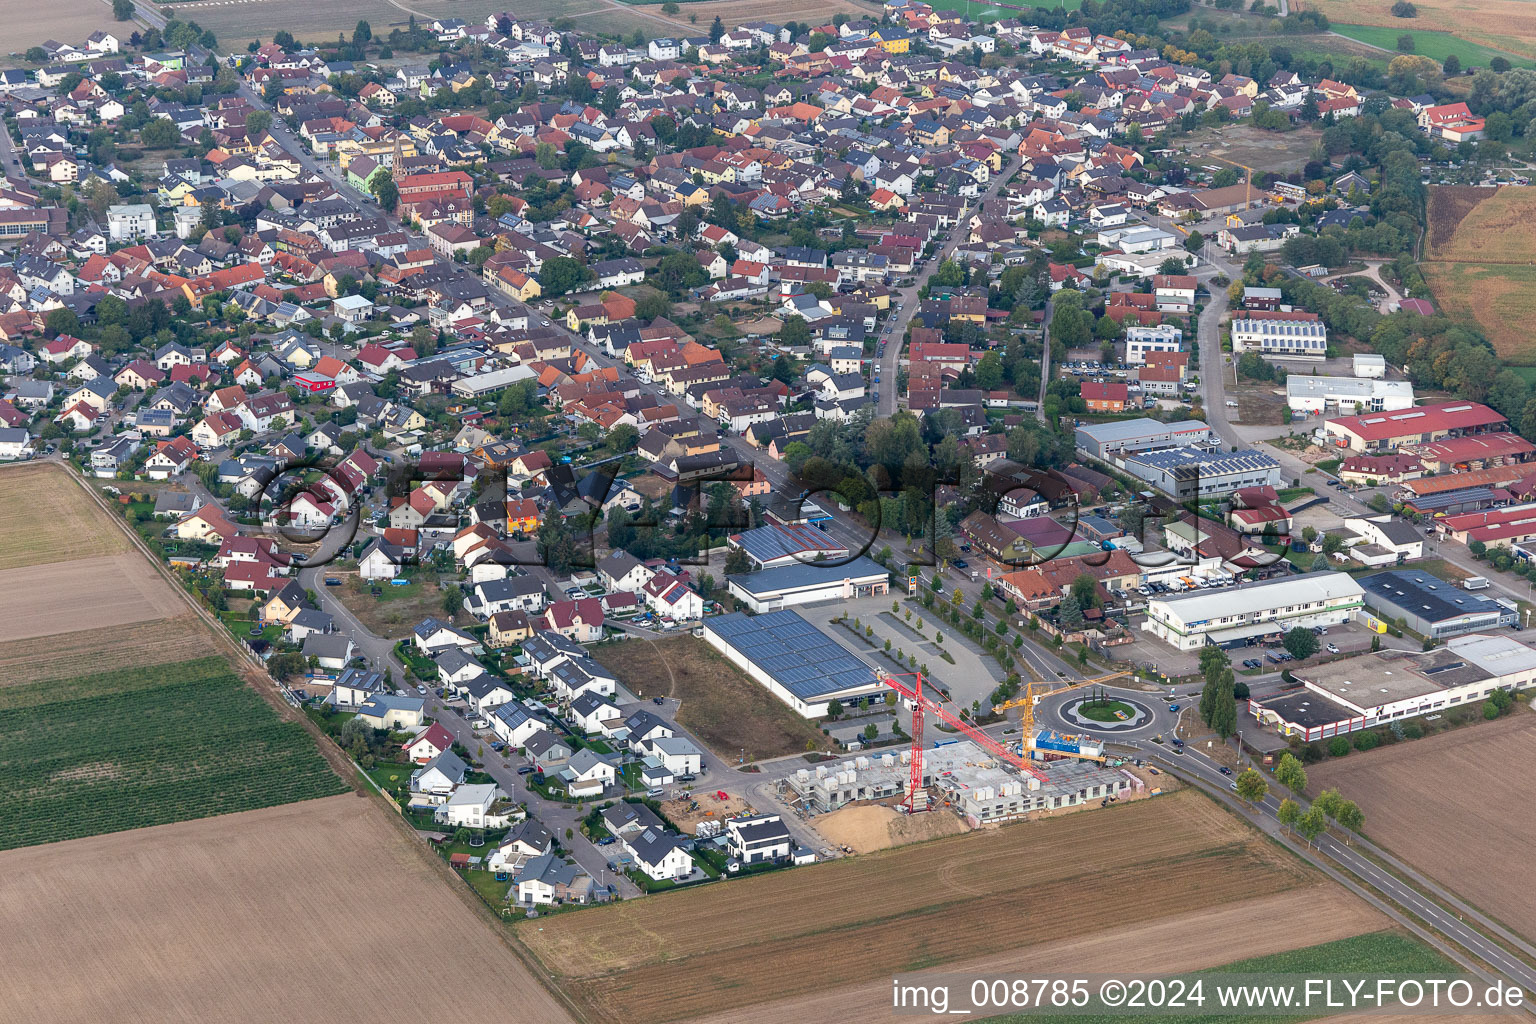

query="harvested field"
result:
[518,791,1329,1024]
[0,795,576,1024]
[1425,186,1536,263]
[1422,262,1536,363]
[658,0,878,30]
[0,463,128,570]
[3,0,117,50]
[1311,0,1536,59]
[1310,711,1536,941]
[0,554,187,642]
[591,636,829,761]
[0,614,218,685]
[701,894,1388,1024]
[815,801,968,853]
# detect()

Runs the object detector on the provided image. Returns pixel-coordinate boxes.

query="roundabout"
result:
[1042,686,1166,736]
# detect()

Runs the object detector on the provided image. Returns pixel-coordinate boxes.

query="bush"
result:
[1351,730,1380,751]
[1328,736,1351,757]
[1404,720,1425,739]
[1302,742,1325,763]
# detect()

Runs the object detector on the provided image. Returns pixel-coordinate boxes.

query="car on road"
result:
[1219,766,1232,776]
[1326,643,1340,654]
[1228,782,1238,791]
[1168,704,1179,712]
[951,558,968,569]
[416,686,426,695]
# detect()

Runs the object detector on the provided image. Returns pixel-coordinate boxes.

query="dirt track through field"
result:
[0,795,576,1024]
[1310,712,1536,941]
[688,889,1386,1024]
[0,554,186,642]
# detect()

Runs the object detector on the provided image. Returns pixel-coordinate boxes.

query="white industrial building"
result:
[1353,353,1386,378]
[726,555,890,613]
[1285,375,1414,415]
[1250,634,1536,741]
[1142,571,1365,650]
[1230,314,1327,360]
[1119,446,1282,499]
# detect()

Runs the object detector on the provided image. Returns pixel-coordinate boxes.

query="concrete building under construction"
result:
[785,740,1141,825]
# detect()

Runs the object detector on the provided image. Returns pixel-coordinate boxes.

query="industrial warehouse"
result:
[703,609,886,717]
[1141,571,1365,650]
[1359,570,1518,638]
[726,556,891,613]
[1249,633,1536,741]
[783,740,1143,826]
[1120,447,1282,499]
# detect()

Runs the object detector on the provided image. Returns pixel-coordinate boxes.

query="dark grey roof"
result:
[703,610,876,702]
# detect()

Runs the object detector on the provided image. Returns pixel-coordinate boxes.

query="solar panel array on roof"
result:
[705,610,877,700]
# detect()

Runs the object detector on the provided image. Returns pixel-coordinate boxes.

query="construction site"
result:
[782,671,1150,829]
[784,742,1145,826]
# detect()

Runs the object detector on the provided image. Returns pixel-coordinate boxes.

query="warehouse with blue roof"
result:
[726,555,890,613]
[703,610,885,717]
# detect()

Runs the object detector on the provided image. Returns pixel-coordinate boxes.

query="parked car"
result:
[324,577,342,586]
[652,696,665,705]
[517,765,535,775]
[1326,643,1340,654]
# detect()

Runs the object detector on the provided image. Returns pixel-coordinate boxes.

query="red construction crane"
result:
[880,671,1048,813]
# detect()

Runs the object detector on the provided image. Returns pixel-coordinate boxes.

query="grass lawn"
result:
[927,0,1082,17]
[1076,698,1135,723]
[341,576,452,640]
[1331,22,1535,67]
[590,636,832,762]
[983,932,1451,1024]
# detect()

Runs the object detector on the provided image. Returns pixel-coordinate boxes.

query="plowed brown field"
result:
[0,554,187,642]
[0,795,576,1024]
[519,792,1331,1024]
[1310,712,1536,940]
[0,616,219,685]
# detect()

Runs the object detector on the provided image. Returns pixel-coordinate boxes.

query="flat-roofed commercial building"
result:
[1286,375,1414,415]
[1249,634,1536,740]
[1074,418,1212,460]
[1142,571,1364,651]
[703,609,884,717]
[1121,447,1281,500]
[727,555,890,613]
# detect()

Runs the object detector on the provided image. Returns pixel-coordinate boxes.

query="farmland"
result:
[1329,23,1536,68]
[0,656,346,850]
[0,795,577,1024]
[0,615,219,685]
[1310,712,1536,941]
[518,791,1376,1024]
[1421,186,1536,363]
[4,0,118,49]
[0,553,188,642]
[0,463,129,570]
[591,635,829,761]
[635,0,882,26]
[1309,0,1536,60]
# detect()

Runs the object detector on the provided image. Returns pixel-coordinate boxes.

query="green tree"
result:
[724,546,752,575]
[539,256,586,298]
[1336,800,1364,834]
[1283,627,1320,660]
[113,0,134,20]
[1296,806,1328,846]
[606,423,638,452]
[1274,752,1307,795]
[369,168,397,211]
[1235,767,1268,806]
[140,117,179,148]
[245,110,272,137]
[1277,797,1301,832]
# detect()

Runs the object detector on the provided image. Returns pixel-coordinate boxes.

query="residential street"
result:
[877,156,1020,417]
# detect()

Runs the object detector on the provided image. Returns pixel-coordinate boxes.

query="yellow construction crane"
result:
[992,671,1132,740]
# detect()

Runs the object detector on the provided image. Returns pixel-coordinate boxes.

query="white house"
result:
[557,748,616,797]
[434,783,515,829]
[491,702,548,748]
[106,203,156,242]
[724,813,793,864]
[358,538,404,580]
[646,734,702,775]
[626,827,694,882]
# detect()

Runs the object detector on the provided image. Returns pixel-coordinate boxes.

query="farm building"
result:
[702,610,884,717]
[1142,571,1364,651]
[784,741,1140,823]
[726,555,890,613]
[1359,570,1517,639]
[1249,634,1536,741]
